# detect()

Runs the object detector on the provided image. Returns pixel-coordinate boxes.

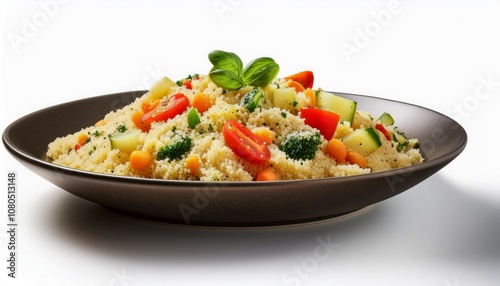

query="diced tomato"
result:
[222,120,271,164]
[284,71,314,89]
[142,93,190,125]
[183,80,192,90]
[299,107,340,141]
[375,123,391,141]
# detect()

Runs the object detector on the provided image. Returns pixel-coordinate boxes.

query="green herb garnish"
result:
[208,50,279,90]
[117,125,127,133]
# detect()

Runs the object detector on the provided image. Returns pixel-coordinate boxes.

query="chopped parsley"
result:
[117,125,127,133]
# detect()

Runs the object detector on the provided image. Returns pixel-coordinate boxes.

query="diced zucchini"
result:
[392,130,409,152]
[378,112,395,126]
[109,130,140,154]
[392,130,407,145]
[272,88,296,111]
[316,91,357,124]
[342,128,381,156]
[147,76,176,101]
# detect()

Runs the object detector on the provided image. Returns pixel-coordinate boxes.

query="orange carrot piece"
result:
[186,155,201,174]
[129,150,151,169]
[131,111,151,132]
[304,88,317,107]
[256,169,278,181]
[77,133,89,146]
[192,93,212,113]
[284,71,314,89]
[253,128,275,145]
[346,151,367,168]
[287,80,305,92]
[327,138,347,163]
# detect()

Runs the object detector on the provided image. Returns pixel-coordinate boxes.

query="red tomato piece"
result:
[375,123,391,141]
[142,93,189,124]
[300,107,340,141]
[183,80,192,90]
[284,71,314,89]
[222,120,271,164]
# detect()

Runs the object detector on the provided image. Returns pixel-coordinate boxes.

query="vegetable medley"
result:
[47,50,423,181]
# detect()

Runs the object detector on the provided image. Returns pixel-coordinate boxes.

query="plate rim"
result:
[2,90,468,187]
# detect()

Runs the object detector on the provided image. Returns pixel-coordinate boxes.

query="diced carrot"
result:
[287,80,305,92]
[304,88,317,107]
[186,155,201,174]
[95,119,106,127]
[141,101,152,113]
[327,138,347,163]
[131,111,151,132]
[150,99,160,111]
[77,133,88,146]
[256,169,278,181]
[253,128,275,145]
[141,99,160,113]
[192,93,212,113]
[129,150,151,169]
[346,151,367,168]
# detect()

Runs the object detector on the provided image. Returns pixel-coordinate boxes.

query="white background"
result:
[1,0,499,285]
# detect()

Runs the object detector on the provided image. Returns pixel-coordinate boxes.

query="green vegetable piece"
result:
[280,131,321,160]
[239,88,264,112]
[117,125,127,133]
[392,130,408,152]
[209,68,245,90]
[316,91,357,124]
[243,57,280,87]
[109,130,140,154]
[187,108,201,129]
[157,133,192,161]
[342,128,382,157]
[378,112,395,126]
[208,50,243,76]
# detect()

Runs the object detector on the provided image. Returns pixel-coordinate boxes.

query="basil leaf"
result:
[187,108,201,129]
[209,69,245,90]
[243,57,280,87]
[208,50,243,77]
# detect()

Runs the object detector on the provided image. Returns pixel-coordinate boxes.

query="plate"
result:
[3,91,467,227]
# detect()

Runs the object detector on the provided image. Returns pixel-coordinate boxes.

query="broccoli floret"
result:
[157,133,192,160]
[279,131,321,160]
[240,88,264,112]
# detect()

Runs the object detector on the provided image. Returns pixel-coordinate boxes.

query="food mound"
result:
[47,51,423,181]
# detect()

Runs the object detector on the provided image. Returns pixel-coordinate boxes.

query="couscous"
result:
[47,51,423,181]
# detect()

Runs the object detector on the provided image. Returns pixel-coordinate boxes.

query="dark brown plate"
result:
[2,91,467,227]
